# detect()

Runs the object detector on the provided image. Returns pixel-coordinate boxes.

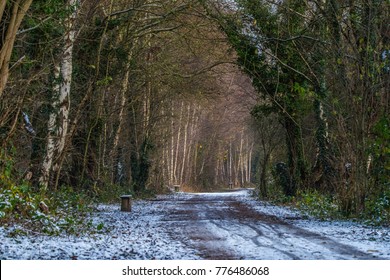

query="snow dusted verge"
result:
[1,189,389,260]
[0,199,200,260]
[235,189,390,259]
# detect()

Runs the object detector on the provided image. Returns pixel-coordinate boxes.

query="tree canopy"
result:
[0,0,389,224]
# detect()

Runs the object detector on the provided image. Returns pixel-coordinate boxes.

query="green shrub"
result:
[364,187,390,225]
[296,190,340,220]
[257,177,292,204]
[0,152,96,235]
[0,183,56,234]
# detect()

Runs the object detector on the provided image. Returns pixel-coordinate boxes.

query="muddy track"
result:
[158,191,378,260]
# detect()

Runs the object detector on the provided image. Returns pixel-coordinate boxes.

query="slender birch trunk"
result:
[111,75,128,178]
[188,105,200,184]
[229,141,232,188]
[248,142,253,183]
[39,0,79,189]
[169,103,175,185]
[193,140,198,183]
[185,133,193,185]
[173,101,184,183]
[238,130,244,186]
[180,104,191,184]
[215,156,219,186]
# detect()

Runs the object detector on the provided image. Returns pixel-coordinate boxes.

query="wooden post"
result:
[120,195,132,212]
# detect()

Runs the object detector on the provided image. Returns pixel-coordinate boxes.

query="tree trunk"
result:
[169,105,175,185]
[0,0,33,97]
[111,42,136,183]
[229,140,232,188]
[180,104,190,184]
[238,130,244,187]
[39,0,79,189]
[312,80,336,191]
[259,152,270,198]
[173,101,184,183]
[284,115,307,196]
[248,143,253,183]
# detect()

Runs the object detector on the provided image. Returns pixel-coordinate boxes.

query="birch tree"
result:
[39,0,79,189]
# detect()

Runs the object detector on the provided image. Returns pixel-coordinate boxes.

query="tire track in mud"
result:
[225,200,376,259]
[159,191,378,260]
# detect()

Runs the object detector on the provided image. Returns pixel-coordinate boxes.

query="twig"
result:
[17,17,52,35]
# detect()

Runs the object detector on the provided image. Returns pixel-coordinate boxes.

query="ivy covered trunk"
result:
[130,138,153,193]
[312,74,336,192]
[284,115,307,196]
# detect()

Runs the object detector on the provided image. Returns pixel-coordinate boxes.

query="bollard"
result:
[120,195,132,212]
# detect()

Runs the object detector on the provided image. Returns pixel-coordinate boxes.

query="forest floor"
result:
[1,189,389,260]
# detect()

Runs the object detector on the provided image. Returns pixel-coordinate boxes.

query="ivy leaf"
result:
[97,223,104,231]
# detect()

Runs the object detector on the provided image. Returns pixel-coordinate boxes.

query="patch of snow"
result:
[1,188,389,260]
[0,200,200,260]
[237,189,390,259]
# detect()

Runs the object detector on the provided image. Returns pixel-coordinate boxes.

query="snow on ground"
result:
[0,189,389,260]
[234,189,390,259]
[169,189,390,259]
[0,199,200,260]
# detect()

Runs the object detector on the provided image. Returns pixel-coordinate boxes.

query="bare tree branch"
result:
[17,17,52,35]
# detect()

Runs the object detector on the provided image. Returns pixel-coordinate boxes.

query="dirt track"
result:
[2,189,388,260]
[156,190,379,260]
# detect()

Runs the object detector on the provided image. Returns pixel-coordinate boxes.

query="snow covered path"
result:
[1,189,389,260]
